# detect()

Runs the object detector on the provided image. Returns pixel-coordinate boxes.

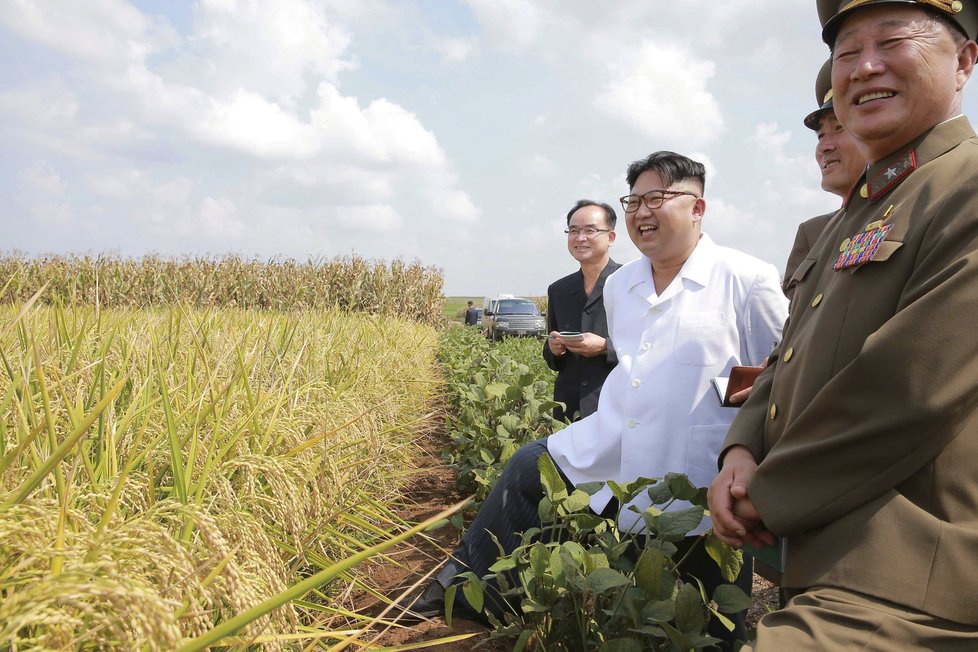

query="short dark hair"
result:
[625,151,706,195]
[565,199,618,228]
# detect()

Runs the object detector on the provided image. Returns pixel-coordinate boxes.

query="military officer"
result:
[783,58,868,297]
[709,1,978,648]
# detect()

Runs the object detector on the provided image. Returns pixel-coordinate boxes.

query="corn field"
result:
[0,292,448,649]
[0,254,445,327]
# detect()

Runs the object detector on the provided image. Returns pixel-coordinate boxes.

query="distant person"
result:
[783,58,868,298]
[464,300,479,326]
[544,200,621,422]
[399,151,787,649]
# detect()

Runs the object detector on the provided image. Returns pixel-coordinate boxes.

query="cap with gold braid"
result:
[818,0,978,44]
[804,59,834,131]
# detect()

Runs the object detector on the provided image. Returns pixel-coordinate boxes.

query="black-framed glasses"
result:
[619,190,699,213]
[564,227,611,238]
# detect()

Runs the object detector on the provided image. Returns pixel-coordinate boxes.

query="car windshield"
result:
[497,300,539,315]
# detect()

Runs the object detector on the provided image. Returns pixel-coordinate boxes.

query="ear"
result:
[608,230,617,245]
[691,197,707,224]
[955,40,978,91]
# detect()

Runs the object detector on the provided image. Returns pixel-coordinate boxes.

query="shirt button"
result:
[812,293,824,308]
[769,403,778,420]
[783,347,794,362]
[641,342,651,351]
[651,306,663,314]
[582,380,588,386]
[631,379,641,388]
[586,308,592,314]
[627,419,638,428]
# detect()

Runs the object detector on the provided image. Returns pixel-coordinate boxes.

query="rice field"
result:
[0,286,449,649]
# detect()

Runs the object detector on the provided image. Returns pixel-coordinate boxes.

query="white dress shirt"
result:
[547,234,788,534]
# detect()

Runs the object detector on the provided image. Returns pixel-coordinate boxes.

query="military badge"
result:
[834,222,894,270]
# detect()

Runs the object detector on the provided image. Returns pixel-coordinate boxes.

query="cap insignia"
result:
[921,0,963,14]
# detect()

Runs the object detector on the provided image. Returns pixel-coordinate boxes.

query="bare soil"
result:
[352,437,780,650]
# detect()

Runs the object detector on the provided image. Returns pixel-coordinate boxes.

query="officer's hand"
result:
[727,358,768,405]
[563,332,606,358]
[731,496,776,548]
[708,446,760,547]
[547,332,567,357]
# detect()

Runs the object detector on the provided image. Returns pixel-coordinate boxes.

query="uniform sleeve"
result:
[751,196,978,536]
[543,286,564,372]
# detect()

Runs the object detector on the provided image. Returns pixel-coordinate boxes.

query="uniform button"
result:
[641,342,651,351]
[627,419,638,428]
[783,347,794,362]
[859,184,868,198]
[769,403,777,420]
[812,293,824,308]
[631,379,641,388]
[839,238,851,253]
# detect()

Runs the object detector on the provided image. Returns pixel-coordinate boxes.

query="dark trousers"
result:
[439,439,752,649]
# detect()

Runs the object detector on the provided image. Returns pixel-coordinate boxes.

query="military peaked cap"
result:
[804,59,835,131]
[818,0,978,44]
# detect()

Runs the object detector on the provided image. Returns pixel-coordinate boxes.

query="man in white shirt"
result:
[403,151,787,647]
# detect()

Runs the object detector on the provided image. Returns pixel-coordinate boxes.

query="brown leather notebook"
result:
[711,365,765,407]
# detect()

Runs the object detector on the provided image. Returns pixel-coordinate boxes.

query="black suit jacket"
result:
[543,258,621,421]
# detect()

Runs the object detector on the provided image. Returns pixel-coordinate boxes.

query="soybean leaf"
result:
[665,473,699,501]
[530,544,549,579]
[656,506,705,541]
[633,547,667,596]
[564,489,592,513]
[576,481,605,495]
[537,454,564,498]
[586,567,632,593]
[704,531,744,583]
[713,584,752,613]
[647,481,673,505]
[461,572,485,614]
[674,582,706,636]
[642,599,676,623]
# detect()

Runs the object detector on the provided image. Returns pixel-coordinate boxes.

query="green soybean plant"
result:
[465,455,749,651]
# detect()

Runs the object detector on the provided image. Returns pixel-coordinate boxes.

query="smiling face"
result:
[815,112,867,197]
[831,5,976,161]
[625,169,704,267]
[566,204,615,265]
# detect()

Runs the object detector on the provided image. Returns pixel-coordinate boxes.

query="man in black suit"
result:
[544,199,621,422]
[464,300,479,326]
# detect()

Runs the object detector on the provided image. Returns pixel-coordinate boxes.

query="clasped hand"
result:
[707,445,775,548]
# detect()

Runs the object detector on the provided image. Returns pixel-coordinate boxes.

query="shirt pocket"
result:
[673,311,727,366]
[785,257,816,294]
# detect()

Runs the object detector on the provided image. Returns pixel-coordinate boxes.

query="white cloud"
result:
[432,36,479,63]
[595,42,723,147]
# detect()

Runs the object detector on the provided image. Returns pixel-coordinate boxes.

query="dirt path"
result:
[352,435,779,649]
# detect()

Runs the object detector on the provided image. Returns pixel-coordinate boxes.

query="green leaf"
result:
[704,531,744,583]
[537,453,564,498]
[513,629,533,652]
[633,547,667,596]
[499,414,521,432]
[674,582,707,636]
[563,489,592,513]
[445,584,457,626]
[661,622,693,651]
[530,543,550,579]
[599,639,643,652]
[537,495,556,522]
[665,472,699,501]
[576,480,605,495]
[587,567,632,593]
[646,481,672,505]
[484,382,509,399]
[642,599,676,623]
[462,573,485,614]
[489,557,517,573]
[713,584,752,613]
[656,506,705,541]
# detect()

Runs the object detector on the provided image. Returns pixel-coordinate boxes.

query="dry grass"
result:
[0,300,445,649]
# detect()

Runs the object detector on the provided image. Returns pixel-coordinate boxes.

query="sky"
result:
[4,2,978,297]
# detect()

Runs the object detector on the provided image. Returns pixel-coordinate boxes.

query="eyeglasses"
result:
[564,227,611,238]
[619,190,699,213]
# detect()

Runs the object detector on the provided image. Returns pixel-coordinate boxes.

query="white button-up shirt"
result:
[547,234,788,533]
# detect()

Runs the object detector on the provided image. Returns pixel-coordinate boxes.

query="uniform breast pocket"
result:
[673,311,727,366]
